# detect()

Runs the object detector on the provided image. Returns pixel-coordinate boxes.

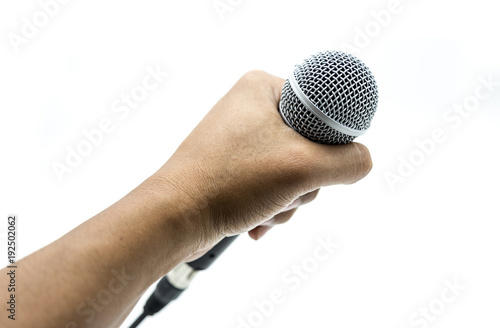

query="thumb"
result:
[254,70,372,188]
[304,142,373,187]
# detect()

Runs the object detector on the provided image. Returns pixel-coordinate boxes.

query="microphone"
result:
[279,50,378,144]
[129,50,378,327]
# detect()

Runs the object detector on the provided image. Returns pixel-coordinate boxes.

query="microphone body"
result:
[131,51,378,327]
[140,236,239,318]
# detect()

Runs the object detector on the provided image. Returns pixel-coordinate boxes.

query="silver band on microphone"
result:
[286,69,367,137]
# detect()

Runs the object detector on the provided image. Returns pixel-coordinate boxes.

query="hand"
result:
[3,71,372,328]
[247,188,320,241]
[151,70,372,254]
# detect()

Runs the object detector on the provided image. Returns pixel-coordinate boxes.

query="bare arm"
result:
[4,179,204,328]
[1,71,372,328]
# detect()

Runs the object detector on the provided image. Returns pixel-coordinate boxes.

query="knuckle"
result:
[350,143,373,182]
[239,70,269,84]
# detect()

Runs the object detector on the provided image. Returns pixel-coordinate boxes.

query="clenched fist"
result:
[149,70,373,254]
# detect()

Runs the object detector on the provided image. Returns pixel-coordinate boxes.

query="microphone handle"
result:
[138,236,239,321]
[187,235,239,270]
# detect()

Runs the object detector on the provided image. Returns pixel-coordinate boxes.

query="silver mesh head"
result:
[279,51,378,144]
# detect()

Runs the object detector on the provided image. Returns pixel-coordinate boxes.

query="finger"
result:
[283,189,320,211]
[248,207,298,240]
[267,74,286,104]
[301,142,373,187]
[262,207,298,226]
[237,70,285,104]
[239,72,373,187]
[249,189,320,241]
[248,225,273,241]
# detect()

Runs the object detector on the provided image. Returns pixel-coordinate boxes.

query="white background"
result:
[1,0,499,327]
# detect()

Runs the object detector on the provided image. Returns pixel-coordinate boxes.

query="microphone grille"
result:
[279,51,378,144]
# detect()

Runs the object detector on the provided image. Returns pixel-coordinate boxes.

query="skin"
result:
[1,71,372,328]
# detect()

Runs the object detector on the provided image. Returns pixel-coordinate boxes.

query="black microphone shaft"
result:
[187,235,239,270]
[139,236,239,320]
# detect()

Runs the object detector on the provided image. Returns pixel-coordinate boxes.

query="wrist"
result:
[136,172,221,264]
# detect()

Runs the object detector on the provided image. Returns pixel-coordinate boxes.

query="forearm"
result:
[0,70,372,328]
[1,176,202,328]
